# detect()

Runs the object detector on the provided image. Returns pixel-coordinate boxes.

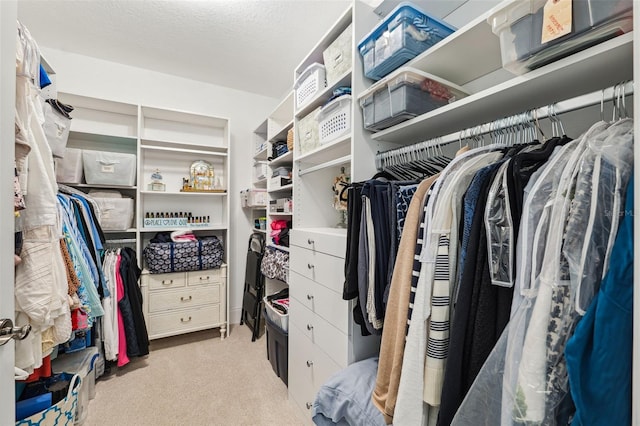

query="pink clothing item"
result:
[115,255,130,367]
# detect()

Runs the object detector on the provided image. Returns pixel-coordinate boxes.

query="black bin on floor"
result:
[265,310,288,386]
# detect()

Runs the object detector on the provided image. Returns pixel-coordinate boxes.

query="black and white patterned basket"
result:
[143,237,223,274]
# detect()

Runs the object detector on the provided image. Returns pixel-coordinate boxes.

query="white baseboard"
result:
[230,307,242,324]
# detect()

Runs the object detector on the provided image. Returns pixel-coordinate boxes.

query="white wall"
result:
[41,47,279,326]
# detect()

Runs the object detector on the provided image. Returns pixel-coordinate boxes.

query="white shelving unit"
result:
[57,92,231,340]
[288,3,385,418]
[264,91,294,296]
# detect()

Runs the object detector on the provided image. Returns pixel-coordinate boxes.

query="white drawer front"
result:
[290,229,346,258]
[148,285,220,313]
[290,299,348,367]
[148,304,221,337]
[145,272,185,290]
[289,271,348,334]
[187,266,226,286]
[290,248,344,293]
[288,327,318,416]
[289,324,342,412]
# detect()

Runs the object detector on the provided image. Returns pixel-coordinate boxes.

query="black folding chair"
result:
[240,232,266,341]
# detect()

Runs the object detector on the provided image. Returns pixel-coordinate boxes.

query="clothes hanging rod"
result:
[376,81,634,160]
[298,155,351,177]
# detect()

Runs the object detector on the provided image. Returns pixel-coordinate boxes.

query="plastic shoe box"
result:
[318,95,352,145]
[82,150,136,186]
[295,63,327,110]
[488,0,632,74]
[51,346,100,425]
[358,2,456,81]
[358,67,469,131]
[56,148,84,184]
[323,24,353,86]
[265,310,288,386]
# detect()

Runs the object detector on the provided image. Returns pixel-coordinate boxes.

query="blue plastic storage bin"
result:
[358,2,456,81]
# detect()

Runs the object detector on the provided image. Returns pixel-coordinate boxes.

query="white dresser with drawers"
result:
[288,229,379,416]
[141,264,228,340]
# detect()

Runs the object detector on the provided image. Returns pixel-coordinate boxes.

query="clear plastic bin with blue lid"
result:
[488,0,632,74]
[358,2,457,81]
[358,66,469,131]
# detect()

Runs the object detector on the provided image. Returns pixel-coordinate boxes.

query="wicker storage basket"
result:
[287,128,294,151]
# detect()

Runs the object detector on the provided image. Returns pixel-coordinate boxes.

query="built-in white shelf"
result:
[269,244,290,253]
[140,190,227,196]
[140,225,227,233]
[270,151,293,166]
[295,134,350,165]
[298,155,351,177]
[269,119,294,144]
[268,184,293,193]
[140,142,227,156]
[372,32,633,145]
[253,148,268,160]
[269,212,293,216]
[252,228,267,234]
[103,228,137,233]
[253,178,268,187]
[294,70,352,118]
[60,183,137,190]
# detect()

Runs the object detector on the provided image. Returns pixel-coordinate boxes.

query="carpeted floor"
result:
[85,325,305,425]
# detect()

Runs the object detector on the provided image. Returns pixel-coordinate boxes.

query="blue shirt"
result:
[565,178,634,426]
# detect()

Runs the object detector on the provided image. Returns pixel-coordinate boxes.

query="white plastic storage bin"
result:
[91,192,135,230]
[294,63,327,110]
[358,2,457,80]
[358,67,469,131]
[263,296,289,333]
[297,107,321,155]
[323,24,353,86]
[241,189,267,207]
[82,150,136,186]
[318,95,352,145]
[51,346,100,425]
[55,148,84,184]
[254,161,268,181]
[488,0,632,74]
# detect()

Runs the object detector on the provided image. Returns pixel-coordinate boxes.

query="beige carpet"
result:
[85,325,306,426]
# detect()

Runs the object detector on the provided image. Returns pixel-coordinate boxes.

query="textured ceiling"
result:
[17,0,353,99]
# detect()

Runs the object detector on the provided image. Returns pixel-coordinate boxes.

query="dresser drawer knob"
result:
[199,276,210,280]
[306,324,313,331]
[180,295,192,302]
[306,360,313,367]
[307,238,314,245]
[306,294,314,300]
[306,402,313,410]
[181,316,192,323]
[162,279,173,285]
[307,263,314,269]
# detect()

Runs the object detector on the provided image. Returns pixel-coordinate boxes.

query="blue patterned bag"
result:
[143,236,223,274]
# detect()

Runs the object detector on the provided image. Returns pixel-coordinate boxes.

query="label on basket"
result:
[541,0,572,44]
[101,165,115,173]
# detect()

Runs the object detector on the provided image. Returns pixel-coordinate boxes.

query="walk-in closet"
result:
[1,0,638,425]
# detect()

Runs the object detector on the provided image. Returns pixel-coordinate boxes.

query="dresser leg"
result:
[220,324,226,340]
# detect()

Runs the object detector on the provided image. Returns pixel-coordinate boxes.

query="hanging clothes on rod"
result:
[344,141,456,337]
[370,82,635,426]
